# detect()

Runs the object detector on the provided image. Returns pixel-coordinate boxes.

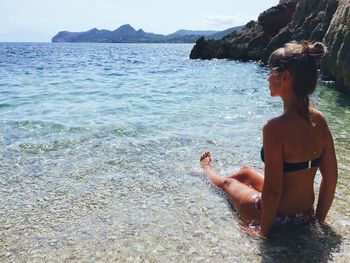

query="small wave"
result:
[0,103,12,108]
[224,115,242,120]
[126,59,144,64]
[105,72,125,77]
[148,68,178,74]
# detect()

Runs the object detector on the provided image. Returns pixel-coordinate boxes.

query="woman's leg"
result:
[227,167,264,192]
[200,152,261,223]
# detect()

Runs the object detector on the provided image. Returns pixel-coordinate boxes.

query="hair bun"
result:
[309,42,327,60]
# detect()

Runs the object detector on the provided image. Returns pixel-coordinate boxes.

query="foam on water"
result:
[0,43,349,262]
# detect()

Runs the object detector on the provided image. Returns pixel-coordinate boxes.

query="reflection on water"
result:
[0,43,349,262]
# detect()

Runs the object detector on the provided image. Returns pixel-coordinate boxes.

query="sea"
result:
[0,43,349,262]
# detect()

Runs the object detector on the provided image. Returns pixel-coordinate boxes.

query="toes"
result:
[200,152,211,161]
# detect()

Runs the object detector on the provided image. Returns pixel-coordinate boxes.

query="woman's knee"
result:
[236,167,253,181]
[239,166,253,175]
[220,178,235,189]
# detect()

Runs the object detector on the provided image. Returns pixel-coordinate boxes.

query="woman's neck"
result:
[281,92,300,113]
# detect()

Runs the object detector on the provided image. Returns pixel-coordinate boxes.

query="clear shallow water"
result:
[0,43,349,262]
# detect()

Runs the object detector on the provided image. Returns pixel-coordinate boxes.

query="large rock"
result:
[190,0,350,92]
[190,1,297,61]
[258,1,296,36]
[287,0,338,41]
[264,0,339,60]
[322,0,350,92]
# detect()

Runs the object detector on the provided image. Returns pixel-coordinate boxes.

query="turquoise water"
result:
[0,43,349,262]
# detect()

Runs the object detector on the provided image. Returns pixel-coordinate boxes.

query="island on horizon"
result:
[51,24,244,43]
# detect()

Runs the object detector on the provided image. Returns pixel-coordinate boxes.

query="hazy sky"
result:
[1,0,279,42]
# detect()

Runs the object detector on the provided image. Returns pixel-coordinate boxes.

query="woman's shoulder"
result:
[263,108,329,134]
[264,115,289,129]
[263,116,286,135]
[311,108,328,127]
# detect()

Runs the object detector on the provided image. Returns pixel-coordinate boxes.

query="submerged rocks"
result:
[190,0,350,92]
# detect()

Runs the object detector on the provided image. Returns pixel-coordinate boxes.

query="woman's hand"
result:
[241,221,266,238]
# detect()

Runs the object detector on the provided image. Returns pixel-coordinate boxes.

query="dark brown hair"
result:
[268,41,327,124]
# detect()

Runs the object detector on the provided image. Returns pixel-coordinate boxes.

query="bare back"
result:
[272,108,328,213]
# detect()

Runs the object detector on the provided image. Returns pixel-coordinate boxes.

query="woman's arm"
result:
[260,121,284,236]
[316,124,338,221]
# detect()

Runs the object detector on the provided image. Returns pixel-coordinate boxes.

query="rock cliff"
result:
[190,0,299,61]
[322,0,350,91]
[190,0,350,92]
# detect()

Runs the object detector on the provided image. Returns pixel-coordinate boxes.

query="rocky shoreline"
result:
[190,0,350,93]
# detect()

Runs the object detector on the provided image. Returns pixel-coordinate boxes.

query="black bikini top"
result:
[261,147,321,173]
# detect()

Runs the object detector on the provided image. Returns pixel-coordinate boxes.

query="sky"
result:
[0,0,280,42]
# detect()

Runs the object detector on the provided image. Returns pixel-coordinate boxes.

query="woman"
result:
[200,41,338,237]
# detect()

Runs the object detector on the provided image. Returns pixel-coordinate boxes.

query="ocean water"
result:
[0,43,349,262]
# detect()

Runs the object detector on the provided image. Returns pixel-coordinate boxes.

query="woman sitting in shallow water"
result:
[200,41,338,237]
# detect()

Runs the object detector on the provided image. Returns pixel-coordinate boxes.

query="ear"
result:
[282,70,293,86]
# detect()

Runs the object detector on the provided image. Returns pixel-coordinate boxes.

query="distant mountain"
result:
[207,25,245,40]
[165,29,219,39]
[51,24,243,43]
[52,24,164,43]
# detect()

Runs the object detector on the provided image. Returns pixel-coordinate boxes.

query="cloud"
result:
[203,14,255,28]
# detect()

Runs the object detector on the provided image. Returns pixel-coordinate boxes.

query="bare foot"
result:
[200,152,212,168]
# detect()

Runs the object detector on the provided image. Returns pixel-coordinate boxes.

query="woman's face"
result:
[268,68,282,97]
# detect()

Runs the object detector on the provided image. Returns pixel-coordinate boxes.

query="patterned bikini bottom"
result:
[252,194,316,226]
